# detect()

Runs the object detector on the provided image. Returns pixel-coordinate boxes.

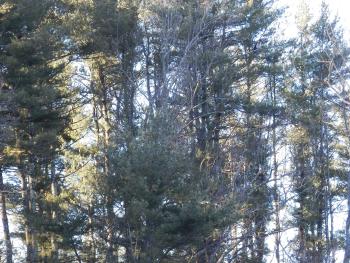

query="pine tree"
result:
[286,3,349,262]
[1,1,350,262]
[1,0,75,261]
[222,1,282,261]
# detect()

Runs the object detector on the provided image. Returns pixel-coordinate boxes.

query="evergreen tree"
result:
[0,1,350,262]
[286,3,349,262]
[1,0,75,261]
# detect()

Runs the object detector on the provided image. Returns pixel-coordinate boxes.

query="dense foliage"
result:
[0,0,350,262]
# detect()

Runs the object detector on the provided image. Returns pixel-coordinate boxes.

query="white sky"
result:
[279,0,350,40]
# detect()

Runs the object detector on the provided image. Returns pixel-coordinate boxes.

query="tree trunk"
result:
[344,163,350,263]
[20,168,34,263]
[271,69,281,263]
[28,173,37,263]
[87,202,96,263]
[0,167,13,263]
[342,108,350,263]
[50,161,59,263]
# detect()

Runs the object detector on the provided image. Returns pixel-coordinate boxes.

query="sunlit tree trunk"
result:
[0,167,13,263]
[50,161,59,262]
[342,108,350,263]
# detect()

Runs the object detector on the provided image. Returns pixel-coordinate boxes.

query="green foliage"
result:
[108,113,233,261]
[1,0,350,262]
